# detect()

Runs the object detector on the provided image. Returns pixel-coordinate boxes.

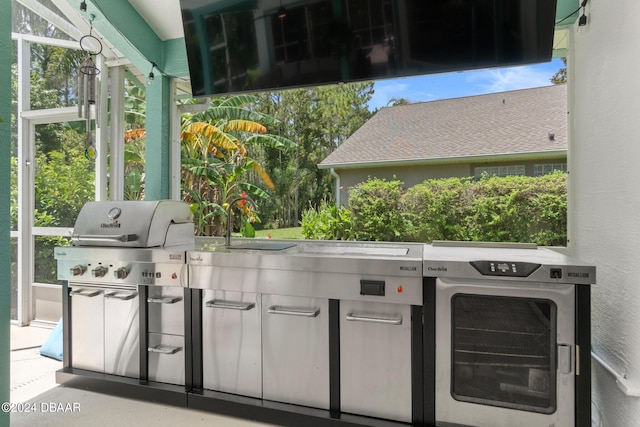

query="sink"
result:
[227,241,297,251]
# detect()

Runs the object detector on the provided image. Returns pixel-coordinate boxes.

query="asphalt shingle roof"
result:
[319,84,567,167]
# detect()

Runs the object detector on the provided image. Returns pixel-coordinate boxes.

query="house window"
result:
[534,163,567,176]
[474,165,525,178]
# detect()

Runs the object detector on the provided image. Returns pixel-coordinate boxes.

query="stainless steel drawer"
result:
[147,286,184,336]
[202,290,262,398]
[147,332,185,385]
[262,294,329,409]
[340,300,412,422]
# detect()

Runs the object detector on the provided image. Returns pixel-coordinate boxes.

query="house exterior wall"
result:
[335,157,566,206]
[568,0,640,425]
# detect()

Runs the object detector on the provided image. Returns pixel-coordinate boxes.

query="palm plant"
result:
[180,94,295,236]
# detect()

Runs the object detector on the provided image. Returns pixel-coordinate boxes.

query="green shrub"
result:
[348,178,410,241]
[401,177,472,242]
[301,200,354,240]
[402,172,567,246]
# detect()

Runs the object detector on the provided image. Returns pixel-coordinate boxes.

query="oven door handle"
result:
[71,234,138,243]
[148,345,182,355]
[346,313,403,325]
[70,289,101,298]
[206,300,255,311]
[267,305,320,318]
[104,291,137,301]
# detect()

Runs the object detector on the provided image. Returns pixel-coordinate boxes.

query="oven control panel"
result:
[469,260,541,277]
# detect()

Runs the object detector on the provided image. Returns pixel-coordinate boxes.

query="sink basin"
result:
[227,241,297,251]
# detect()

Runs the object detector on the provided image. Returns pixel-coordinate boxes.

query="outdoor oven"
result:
[423,241,594,427]
[55,200,195,386]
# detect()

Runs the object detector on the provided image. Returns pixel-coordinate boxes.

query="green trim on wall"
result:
[66,0,188,78]
[556,0,580,25]
[144,74,172,200]
[0,0,12,424]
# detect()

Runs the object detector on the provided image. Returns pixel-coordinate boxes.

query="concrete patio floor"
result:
[9,324,273,426]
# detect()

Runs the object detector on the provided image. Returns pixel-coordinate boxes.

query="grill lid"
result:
[71,200,194,248]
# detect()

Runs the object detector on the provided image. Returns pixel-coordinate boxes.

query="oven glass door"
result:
[436,278,576,427]
[452,294,556,412]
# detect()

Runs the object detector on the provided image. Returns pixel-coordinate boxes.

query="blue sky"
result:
[369,57,565,110]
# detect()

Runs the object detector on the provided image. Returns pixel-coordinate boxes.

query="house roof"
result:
[319,84,567,169]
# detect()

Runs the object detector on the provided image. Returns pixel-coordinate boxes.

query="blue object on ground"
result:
[39,318,63,361]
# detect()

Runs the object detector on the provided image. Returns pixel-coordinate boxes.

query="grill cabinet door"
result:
[340,300,412,422]
[262,294,329,409]
[104,288,139,377]
[70,286,104,372]
[202,290,262,397]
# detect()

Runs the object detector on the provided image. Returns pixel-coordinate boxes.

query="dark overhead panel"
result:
[180,0,557,97]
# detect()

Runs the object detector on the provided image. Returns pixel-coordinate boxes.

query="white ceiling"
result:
[128,0,185,41]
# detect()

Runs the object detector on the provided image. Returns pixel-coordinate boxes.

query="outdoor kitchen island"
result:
[55,203,594,427]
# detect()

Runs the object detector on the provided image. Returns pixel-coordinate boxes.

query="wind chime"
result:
[77,19,102,160]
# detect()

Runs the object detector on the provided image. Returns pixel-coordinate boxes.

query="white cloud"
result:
[465,65,554,93]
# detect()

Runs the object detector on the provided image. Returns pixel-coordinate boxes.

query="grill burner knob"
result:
[69,265,86,276]
[91,265,108,278]
[114,267,129,279]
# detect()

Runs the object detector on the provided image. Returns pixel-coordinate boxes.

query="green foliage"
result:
[401,177,472,242]
[301,200,354,240]
[301,173,567,245]
[401,172,567,246]
[348,178,411,242]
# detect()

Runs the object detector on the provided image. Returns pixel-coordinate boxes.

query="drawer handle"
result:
[205,300,255,311]
[147,297,182,304]
[346,313,403,325]
[148,345,182,355]
[267,305,320,318]
[70,289,101,297]
[105,291,137,301]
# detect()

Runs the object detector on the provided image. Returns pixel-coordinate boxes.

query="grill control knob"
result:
[91,265,108,278]
[114,267,129,280]
[69,265,86,276]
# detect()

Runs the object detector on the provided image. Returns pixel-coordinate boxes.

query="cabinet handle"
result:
[147,296,182,304]
[105,291,137,301]
[267,305,320,317]
[346,313,402,325]
[70,289,101,297]
[148,345,182,355]
[205,300,255,311]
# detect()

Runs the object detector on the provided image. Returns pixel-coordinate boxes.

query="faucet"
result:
[225,195,257,246]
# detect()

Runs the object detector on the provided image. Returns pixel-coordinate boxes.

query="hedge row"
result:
[301,172,567,246]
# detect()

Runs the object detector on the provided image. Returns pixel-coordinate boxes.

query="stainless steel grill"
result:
[56,200,195,384]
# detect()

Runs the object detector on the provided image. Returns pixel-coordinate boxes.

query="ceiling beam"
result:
[63,0,188,80]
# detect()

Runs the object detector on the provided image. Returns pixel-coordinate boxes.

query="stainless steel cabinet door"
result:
[340,300,412,422]
[70,286,104,372]
[104,289,139,377]
[262,294,329,409]
[202,290,262,398]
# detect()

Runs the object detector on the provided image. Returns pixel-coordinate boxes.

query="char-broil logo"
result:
[427,266,448,272]
[100,222,121,228]
[102,207,122,228]
[190,255,203,263]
